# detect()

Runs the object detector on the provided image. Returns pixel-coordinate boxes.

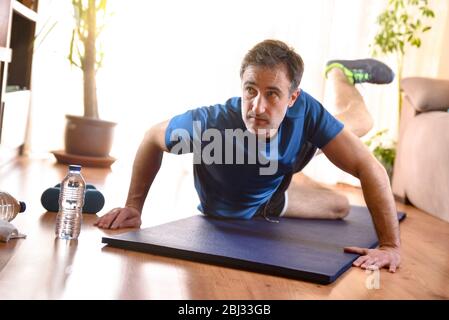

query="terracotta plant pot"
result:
[64,115,116,157]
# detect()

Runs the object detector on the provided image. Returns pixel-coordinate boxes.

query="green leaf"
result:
[371,0,435,58]
[400,13,408,23]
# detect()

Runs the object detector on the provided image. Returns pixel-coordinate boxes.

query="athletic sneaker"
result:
[325,58,394,85]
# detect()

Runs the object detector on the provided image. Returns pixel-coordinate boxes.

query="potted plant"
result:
[369,0,435,175]
[371,0,435,121]
[64,0,116,159]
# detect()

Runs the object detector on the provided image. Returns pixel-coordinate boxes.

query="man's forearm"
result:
[125,130,164,213]
[359,161,401,248]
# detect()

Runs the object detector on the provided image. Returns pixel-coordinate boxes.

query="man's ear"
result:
[288,88,301,107]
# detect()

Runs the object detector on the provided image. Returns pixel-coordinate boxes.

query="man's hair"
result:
[240,39,304,93]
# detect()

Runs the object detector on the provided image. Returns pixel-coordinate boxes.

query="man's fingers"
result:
[344,246,368,255]
[373,259,387,270]
[361,258,377,269]
[96,209,120,229]
[111,208,141,229]
[119,217,141,229]
[99,216,116,229]
[353,256,369,267]
[94,207,142,230]
[389,262,397,273]
[372,258,397,272]
[111,211,129,229]
[348,247,401,272]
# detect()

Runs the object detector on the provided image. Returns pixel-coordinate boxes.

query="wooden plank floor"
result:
[1,155,449,299]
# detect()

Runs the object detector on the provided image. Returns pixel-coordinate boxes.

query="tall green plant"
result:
[68,0,109,119]
[371,0,435,120]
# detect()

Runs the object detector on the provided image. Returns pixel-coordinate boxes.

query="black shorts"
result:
[255,141,318,219]
[255,190,288,218]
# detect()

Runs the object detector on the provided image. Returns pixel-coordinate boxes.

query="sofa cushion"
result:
[401,77,449,112]
[400,112,449,222]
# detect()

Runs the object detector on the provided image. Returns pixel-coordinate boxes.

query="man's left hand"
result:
[344,245,401,273]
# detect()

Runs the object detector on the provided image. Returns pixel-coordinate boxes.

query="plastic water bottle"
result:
[0,191,26,222]
[55,164,86,240]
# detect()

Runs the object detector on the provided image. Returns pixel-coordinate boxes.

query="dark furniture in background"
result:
[0,0,38,167]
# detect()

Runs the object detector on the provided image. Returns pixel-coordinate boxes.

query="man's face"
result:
[241,64,300,138]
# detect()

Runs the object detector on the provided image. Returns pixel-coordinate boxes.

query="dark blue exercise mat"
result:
[102,206,406,284]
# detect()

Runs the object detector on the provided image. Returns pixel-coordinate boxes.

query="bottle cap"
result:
[19,201,26,213]
[69,164,82,171]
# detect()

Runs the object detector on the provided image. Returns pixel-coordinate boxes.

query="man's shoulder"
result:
[176,97,242,130]
[195,97,241,120]
[207,97,241,114]
[297,90,323,110]
[299,90,321,107]
[287,89,317,118]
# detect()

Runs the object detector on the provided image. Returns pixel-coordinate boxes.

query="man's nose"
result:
[252,95,266,114]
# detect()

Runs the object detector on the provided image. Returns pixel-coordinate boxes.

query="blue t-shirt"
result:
[165,90,344,219]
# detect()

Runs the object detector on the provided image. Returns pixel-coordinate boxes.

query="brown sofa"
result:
[392,77,449,222]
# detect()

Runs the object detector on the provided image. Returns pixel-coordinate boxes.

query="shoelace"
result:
[262,199,280,223]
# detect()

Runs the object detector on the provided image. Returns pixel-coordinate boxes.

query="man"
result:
[95,40,401,272]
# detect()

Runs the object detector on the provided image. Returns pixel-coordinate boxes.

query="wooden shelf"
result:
[12,0,37,22]
[0,47,12,63]
[0,0,38,160]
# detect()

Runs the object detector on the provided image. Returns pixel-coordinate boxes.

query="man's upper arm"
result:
[149,120,169,152]
[321,128,374,178]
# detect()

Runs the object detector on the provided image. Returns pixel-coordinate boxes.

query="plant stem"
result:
[83,0,99,119]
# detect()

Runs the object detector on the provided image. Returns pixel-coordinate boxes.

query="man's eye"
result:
[267,91,278,98]
[246,87,256,95]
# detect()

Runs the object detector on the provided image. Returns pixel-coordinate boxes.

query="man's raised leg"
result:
[325,58,394,138]
[327,68,374,137]
[284,59,394,220]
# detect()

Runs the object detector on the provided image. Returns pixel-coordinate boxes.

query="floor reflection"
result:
[48,238,78,299]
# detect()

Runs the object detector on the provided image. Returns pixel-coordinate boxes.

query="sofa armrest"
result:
[401,77,449,112]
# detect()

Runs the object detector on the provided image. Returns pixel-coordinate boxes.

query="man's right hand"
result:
[94,207,142,229]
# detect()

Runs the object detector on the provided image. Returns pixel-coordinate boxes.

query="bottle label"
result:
[61,186,85,210]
